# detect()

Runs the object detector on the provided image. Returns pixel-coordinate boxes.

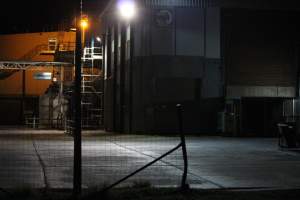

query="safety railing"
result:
[25,116,64,129]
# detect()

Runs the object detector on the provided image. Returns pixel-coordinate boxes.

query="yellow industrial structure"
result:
[0,32,75,95]
[0,31,103,128]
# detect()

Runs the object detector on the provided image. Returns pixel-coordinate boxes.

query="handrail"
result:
[25,117,64,129]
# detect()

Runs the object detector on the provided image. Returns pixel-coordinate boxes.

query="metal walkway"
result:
[0,61,72,70]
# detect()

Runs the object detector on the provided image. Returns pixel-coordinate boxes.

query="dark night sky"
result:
[0,0,109,34]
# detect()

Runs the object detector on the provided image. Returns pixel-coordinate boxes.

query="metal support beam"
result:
[129,23,134,133]
[21,70,26,125]
[120,23,126,132]
[113,23,118,131]
[59,66,64,114]
[0,61,71,70]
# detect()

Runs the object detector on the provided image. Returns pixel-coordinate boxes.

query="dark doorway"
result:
[241,98,283,137]
[0,97,39,126]
[0,98,22,125]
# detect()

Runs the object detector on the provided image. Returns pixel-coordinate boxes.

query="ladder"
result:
[81,73,104,129]
[65,45,104,134]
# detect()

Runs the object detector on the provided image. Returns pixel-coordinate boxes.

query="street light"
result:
[117,0,136,20]
[80,16,88,48]
[80,19,88,29]
[96,36,101,43]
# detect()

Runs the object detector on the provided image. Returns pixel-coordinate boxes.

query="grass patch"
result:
[131,180,152,188]
[1,188,300,200]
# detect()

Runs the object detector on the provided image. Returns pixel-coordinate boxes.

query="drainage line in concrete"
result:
[32,139,50,189]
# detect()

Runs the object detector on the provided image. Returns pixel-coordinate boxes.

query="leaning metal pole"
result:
[73,1,82,195]
[100,104,189,192]
[176,104,189,190]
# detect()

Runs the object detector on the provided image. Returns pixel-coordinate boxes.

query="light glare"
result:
[80,20,88,29]
[118,0,136,20]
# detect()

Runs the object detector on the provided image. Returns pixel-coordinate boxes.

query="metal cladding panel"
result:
[202,60,222,97]
[143,0,212,7]
[151,8,175,55]
[206,7,220,59]
[218,0,300,10]
[101,0,300,19]
[224,10,299,91]
[146,7,221,57]
[140,0,300,9]
[227,86,295,98]
[176,8,205,56]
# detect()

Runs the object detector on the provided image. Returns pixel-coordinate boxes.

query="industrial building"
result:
[0,0,299,136]
[0,31,103,129]
[100,0,300,136]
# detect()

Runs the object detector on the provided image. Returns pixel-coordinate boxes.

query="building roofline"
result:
[0,31,75,37]
[99,0,117,19]
[99,0,300,11]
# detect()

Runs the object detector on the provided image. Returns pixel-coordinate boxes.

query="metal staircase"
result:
[65,45,104,134]
[81,73,104,129]
[81,46,104,129]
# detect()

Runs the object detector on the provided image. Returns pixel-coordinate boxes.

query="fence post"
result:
[33,116,36,129]
[73,1,82,195]
[176,104,189,190]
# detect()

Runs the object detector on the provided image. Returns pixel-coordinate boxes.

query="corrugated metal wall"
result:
[143,0,212,7]
[224,10,300,98]
[141,0,300,9]
[103,2,223,133]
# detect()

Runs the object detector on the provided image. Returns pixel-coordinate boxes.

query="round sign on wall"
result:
[155,9,173,27]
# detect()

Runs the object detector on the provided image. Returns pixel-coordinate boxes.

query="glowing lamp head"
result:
[117,0,136,20]
[80,19,88,29]
[96,37,101,42]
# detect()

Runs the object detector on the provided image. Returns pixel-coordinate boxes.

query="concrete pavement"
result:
[0,130,300,190]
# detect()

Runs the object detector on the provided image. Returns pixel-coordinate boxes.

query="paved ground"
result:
[0,129,300,190]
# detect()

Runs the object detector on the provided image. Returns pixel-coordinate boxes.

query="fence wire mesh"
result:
[82,133,184,188]
[0,127,201,191]
[0,130,73,189]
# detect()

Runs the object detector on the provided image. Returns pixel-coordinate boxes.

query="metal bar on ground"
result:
[100,104,190,192]
[102,143,183,192]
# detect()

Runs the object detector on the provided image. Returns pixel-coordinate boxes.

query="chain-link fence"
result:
[0,107,195,193]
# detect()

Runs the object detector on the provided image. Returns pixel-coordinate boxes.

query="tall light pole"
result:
[73,0,82,196]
